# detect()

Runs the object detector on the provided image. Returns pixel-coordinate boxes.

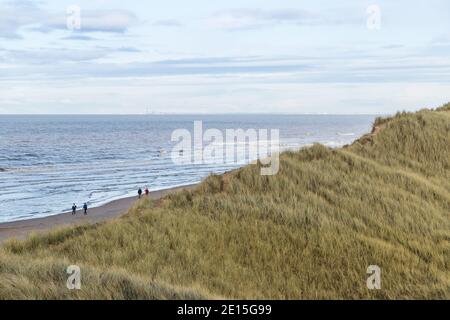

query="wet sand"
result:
[0,184,198,243]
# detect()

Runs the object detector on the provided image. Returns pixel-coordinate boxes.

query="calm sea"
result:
[0,114,376,222]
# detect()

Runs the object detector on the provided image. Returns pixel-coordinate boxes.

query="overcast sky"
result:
[1,0,450,114]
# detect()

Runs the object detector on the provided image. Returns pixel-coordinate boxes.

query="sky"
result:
[0,0,450,114]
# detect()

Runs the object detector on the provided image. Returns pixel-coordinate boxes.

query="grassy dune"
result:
[1,104,449,299]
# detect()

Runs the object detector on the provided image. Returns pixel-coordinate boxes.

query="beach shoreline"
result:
[0,184,198,243]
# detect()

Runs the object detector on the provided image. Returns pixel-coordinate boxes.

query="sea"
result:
[0,114,377,223]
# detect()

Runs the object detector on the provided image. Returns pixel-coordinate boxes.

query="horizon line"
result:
[0,112,387,116]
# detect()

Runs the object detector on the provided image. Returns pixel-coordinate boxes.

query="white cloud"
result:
[205,7,362,30]
[0,0,42,38]
[207,8,317,30]
[1,48,110,65]
[2,77,450,114]
[42,10,138,33]
[152,19,182,27]
[0,1,138,37]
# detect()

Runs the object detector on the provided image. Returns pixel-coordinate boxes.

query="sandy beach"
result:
[0,184,198,243]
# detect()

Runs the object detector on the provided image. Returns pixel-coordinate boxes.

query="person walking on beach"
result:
[138,188,142,199]
[72,203,77,215]
[83,203,88,215]
[145,188,149,196]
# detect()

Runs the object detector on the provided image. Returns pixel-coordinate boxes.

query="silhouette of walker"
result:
[71,203,77,215]
[138,188,142,199]
[83,203,88,215]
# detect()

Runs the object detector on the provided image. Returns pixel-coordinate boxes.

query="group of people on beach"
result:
[70,187,149,216]
[138,187,150,199]
[71,203,88,215]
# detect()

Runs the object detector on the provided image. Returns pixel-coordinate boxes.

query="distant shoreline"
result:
[0,184,198,243]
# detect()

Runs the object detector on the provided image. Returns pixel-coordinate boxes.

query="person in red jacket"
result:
[145,188,149,196]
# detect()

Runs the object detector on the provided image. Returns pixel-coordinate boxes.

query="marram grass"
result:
[1,104,449,299]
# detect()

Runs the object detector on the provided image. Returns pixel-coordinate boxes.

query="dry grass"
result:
[1,104,449,299]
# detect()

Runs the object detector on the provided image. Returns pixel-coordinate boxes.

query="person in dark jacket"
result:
[138,188,142,199]
[72,203,77,215]
[83,203,88,215]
